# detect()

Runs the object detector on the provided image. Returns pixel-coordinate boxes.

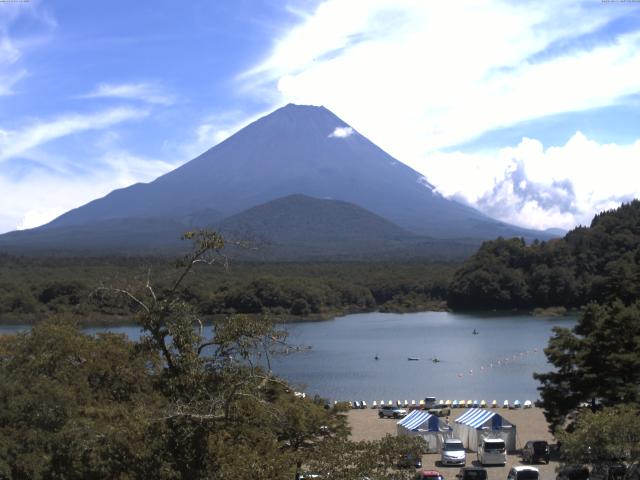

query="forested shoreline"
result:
[3,201,639,325]
[0,256,455,324]
[448,200,640,311]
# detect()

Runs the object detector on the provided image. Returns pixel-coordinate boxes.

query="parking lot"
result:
[347,407,559,480]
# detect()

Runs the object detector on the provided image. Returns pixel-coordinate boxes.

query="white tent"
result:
[452,408,516,452]
[397,410,452,453]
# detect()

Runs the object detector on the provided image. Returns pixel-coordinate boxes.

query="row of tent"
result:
[396,408,517,453]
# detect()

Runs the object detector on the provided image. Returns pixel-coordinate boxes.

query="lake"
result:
[1,311,575,404]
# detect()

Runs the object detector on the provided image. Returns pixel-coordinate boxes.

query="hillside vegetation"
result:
[448,200,640,310]
[0,256,455,324]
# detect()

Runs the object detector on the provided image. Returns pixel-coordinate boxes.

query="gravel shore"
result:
[347,407,559,480]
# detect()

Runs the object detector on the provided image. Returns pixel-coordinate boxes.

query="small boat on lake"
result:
[408,356,420,361]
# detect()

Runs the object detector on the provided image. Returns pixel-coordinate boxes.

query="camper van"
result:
[477,438,506,466]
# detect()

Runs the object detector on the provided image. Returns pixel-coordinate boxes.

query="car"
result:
[441,438,466,466]
[378,404,408,418]
[522,440,550,464]
[456,467,487,480]
[477,438,507,466]
[507,466,540,480]
[591,463,627,480]
[424,397,437,409]
[556,465,590,480]
[415,469,445,480]
[398,452,423,469]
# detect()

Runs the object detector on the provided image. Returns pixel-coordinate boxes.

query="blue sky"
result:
[1,0,640,233]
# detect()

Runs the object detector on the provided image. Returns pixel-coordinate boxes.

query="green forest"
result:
[1,210,640,477]
[0,254,456,324]
[448,200,640,311]
[3,201,640,323]
[0,232,427,479]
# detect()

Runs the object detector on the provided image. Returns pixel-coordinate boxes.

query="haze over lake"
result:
[2,311,574,403]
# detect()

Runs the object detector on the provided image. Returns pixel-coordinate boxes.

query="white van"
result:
[477,438,506,466]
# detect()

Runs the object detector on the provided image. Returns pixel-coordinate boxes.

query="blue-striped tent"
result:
[452,408,516,452]
[397,410,452,452]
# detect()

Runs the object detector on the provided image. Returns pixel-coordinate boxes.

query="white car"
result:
[507,466,539,480]
[441,439,466,466]
[477,438,506,466]
[378,404,407,418]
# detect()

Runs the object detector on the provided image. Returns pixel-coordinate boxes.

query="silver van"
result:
[477,438,506,466]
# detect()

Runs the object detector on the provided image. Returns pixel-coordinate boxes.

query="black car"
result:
[591,463,627,480]
[556,465,590,480]
[455,467,488,480]
[522,440,550,464]
[398,452,423,469]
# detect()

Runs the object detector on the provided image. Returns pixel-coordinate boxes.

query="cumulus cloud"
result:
[239,0,640,229]
[328,126,354,138]
[80,82,175,105]
[419,132,640,230]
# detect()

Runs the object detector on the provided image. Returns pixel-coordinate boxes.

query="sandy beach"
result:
[347,407,558,480]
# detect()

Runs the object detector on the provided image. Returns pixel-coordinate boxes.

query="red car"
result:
[415,470,445,480]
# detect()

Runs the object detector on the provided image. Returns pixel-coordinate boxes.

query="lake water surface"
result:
[2,311,575,404]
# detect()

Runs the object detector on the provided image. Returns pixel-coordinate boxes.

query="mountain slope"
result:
[37,104,549,240]
[218,194,415,245]
[0,195,478,259]
[215,194,463,260]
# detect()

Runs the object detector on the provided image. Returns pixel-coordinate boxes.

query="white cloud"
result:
[178,108,273,160]
[239,0,640,229]
[0,148,178,233]
[419,132,640,230]
[16,207,67,231]
[81,82,175,105]
[0,35,21,65]
[0,69,27,96]
[0,107,149,162]
[328,126,354,138]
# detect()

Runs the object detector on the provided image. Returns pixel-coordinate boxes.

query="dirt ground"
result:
[347,407,559,480]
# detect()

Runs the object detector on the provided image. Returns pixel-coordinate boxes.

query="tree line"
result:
[0,231,425,479]
[0,256,455,323]
[448,200,640,310]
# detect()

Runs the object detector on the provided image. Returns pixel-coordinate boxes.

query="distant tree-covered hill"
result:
[447,200,640,310]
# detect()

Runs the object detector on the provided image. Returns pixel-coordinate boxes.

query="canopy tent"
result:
[453,408,516,452]
[397,410,452,453]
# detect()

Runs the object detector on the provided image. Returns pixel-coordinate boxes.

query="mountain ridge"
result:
[0,103,556,256]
